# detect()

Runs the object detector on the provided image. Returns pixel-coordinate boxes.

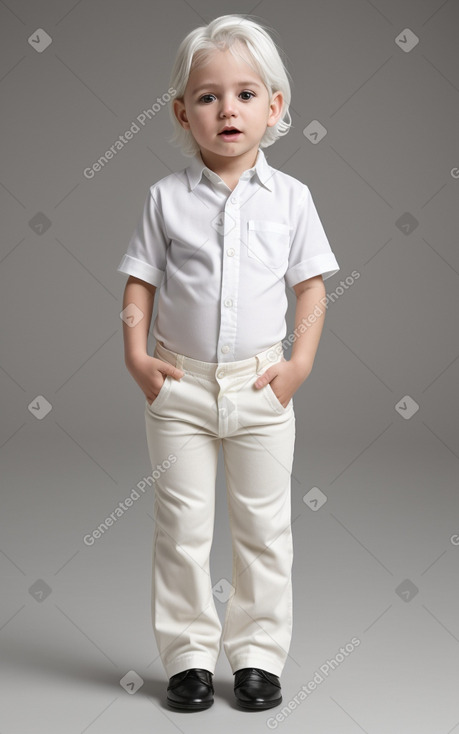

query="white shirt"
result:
[117,147,340,362]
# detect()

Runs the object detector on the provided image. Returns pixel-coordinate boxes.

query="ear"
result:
[266,90,284,128]
[173,98,190,130]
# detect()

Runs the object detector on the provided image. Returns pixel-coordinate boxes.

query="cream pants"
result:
[145,340,296,678]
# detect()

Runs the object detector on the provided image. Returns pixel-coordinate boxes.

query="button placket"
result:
[215,366,237,436]
[217,193,240,363]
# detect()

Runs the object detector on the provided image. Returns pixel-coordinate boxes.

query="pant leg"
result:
[145,362,222,678]
[220,361,296,677]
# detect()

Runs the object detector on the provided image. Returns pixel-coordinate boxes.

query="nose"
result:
[220,93,237,118]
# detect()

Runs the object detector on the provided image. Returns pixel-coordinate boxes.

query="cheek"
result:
[191,110,210,130]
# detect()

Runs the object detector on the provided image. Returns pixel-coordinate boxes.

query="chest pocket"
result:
[247,220,291,269]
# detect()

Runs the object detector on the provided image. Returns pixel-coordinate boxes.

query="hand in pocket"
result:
[127,354,185,404]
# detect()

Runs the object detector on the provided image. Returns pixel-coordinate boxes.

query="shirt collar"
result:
[186,147,273,192]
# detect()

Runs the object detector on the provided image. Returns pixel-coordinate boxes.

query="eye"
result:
[198,91,256,103]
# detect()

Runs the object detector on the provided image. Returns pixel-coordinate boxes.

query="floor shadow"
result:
[0,636,244,709]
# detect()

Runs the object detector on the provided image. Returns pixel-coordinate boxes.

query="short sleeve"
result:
[116,189,168,287]
[285,187,340,287]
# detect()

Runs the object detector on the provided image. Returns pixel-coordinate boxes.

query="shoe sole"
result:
[167,697,214,711]
[235,695,282,710]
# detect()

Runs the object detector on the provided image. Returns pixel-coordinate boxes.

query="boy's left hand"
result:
[253,360,312,408]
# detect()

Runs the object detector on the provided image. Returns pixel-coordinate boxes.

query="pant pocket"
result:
[146,373,173,412]
[264,381,292,413]
[255,362,292,414]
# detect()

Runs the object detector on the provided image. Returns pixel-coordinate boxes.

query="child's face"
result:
[174,45,283,163]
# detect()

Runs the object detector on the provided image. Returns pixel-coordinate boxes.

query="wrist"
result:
[125,350,148,369]
[289,356,313,378]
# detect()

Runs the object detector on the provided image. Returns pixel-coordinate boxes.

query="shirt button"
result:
[217,370,225,378]
[221,345,230,354]
[227,248,235,256]
[224,298,233,307]
[231,197,237,204]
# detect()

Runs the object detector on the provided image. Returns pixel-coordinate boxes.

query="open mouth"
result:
[219,128,241,136]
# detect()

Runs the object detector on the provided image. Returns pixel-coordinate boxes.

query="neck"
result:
[199,146,259,179]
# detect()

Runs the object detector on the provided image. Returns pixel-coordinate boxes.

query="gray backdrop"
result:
[1,1,458,732]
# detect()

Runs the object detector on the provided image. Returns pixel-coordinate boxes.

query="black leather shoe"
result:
[234,667,282,709]
[166,668,214,710]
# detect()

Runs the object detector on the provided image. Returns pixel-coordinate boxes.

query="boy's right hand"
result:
[126,354,185,405]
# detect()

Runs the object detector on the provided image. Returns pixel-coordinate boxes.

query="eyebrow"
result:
[191,81,262,94]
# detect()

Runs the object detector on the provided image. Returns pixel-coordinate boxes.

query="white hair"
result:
[168,14,293,157]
